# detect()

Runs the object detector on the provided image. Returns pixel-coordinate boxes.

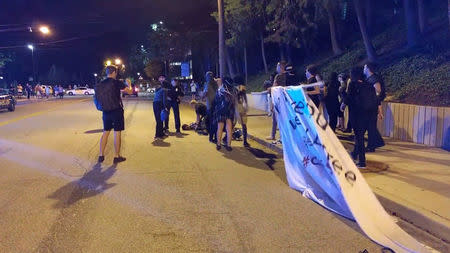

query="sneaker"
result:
[225,146,233,152]
[113,156,126,164]
[176,130,181,134]
[216,145,221,151]
[357,163,367,169]
[243,142,250,147]
[98,156,105,163]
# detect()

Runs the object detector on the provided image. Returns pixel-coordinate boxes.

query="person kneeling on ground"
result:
[94,65,128,164]
[190,99,207,131]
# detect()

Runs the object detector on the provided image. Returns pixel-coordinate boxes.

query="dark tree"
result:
[354,0,377,62]
[404,0,420,48]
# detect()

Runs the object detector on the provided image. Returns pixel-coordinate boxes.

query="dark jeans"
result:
[207,109,217,142]
[352,113,370,165]
[367,111,385,149]
[153,101,164,138]
[164,100,181,131]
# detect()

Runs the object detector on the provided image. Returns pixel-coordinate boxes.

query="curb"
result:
[247,133,450,243]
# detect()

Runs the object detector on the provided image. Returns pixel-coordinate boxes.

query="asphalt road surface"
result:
[0,97,436,252]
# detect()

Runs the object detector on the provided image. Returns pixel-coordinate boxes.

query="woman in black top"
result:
[324,72,341,132]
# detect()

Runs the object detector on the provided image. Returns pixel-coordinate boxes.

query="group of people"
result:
[93,65,252,164]
[154,71,250,151]
[7,83,65,99]
[266,61,386,168]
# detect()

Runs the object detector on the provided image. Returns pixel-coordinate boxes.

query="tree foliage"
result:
[0,53,13,70]
[144,59,164,80]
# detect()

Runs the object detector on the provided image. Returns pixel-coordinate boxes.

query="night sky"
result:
[0,0,215,83]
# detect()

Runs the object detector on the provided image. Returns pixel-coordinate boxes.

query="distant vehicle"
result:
[0,88,16,112]
[66,87,95,96]
[122,85,139,97]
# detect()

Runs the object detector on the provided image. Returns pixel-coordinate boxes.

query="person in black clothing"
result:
[343,67,379,169]
[157,75,171,134]
[190,100,207,130]
[305,65,321,107]
[324,72,341,132]
[153,75,169,140]
[25,83,32,99]
[94,65,128,164]
[165,79,184,133]
[285,64,298,86]
[364,63,386,152]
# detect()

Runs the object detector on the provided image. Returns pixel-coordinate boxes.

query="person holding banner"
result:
[305,65,321,108]
[267,61,287,143]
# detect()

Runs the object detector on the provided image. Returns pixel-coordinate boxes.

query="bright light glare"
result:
[115,58,122,65]
[39,26,50,35]
[106,60,112,66]
[27,44,34,50]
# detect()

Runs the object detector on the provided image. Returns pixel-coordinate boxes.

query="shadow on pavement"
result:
[48,163,117,208]
[220,146,276,171]
[152,139,171,147]
[84,129,104,134]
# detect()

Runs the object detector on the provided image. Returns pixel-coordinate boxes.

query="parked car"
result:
[66,87,95,96]
[0,88,16,112]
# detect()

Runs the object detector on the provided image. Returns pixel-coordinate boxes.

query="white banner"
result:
[271,86,434,253]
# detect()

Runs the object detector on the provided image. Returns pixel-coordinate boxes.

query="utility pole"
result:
[217,0,225,79]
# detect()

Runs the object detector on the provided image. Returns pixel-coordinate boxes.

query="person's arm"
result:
[307,85,321,95]
[374,82,381,96]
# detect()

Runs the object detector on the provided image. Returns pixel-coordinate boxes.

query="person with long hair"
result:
[212,78,236,151]
[234,75,250,147]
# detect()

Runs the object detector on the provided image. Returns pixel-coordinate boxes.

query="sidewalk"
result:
[246,109,450,243]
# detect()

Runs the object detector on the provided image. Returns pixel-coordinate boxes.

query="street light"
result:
[27,44,36,83]
[115,58,122,65]
[94,73,98,85]
[137,72,140,76]
[106,60,112,66]
[39,26,50,35]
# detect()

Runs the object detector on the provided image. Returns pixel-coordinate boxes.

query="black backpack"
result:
[357,82,378,112]
[94,79,122,112]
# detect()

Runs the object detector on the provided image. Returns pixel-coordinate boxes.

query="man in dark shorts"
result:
[94,65,128,164]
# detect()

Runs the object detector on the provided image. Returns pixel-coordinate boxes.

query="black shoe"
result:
[216,145,221,151]
[365,147,376,153]
[225,146,233,152]
[176,130,181,134]
[98,156,105,163]
[113,156,126,164]
[243,142,250,147]
[357,163,367,169]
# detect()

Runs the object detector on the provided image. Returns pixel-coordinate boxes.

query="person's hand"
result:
[340,103,346,112]
[378,113,384,120]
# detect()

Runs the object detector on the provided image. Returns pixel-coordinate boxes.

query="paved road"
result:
[0,98,383,252]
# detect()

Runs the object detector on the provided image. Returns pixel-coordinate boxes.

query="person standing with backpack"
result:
[343,67,379,169]
[94,65,128,164]
[364,63,386,152]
